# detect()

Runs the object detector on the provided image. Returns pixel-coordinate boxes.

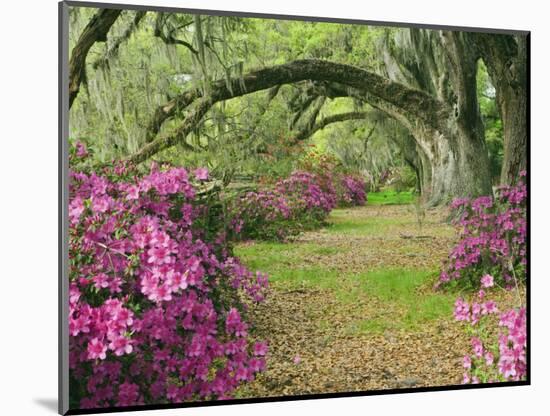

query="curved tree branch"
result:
[131,59,449,164]
[69,8,122,108]
[143,59,449,143]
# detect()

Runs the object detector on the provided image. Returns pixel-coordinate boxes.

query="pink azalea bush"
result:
[338,175,367,207]
[228,170,338,241]
[68,142,268,409]
[439,173,527,288]
[444,173,527,384]
[275,171,338,217]
[454,289,526,384]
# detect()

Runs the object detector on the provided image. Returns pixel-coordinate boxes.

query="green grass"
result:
[342,268,456,334]
[234,241,343,276]
[326,209,409,235]
[347,318,393,334]
[368,190,414,205]
[353,268,433,300]
[235,207,455,337]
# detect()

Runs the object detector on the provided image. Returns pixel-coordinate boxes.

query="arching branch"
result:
[69,8,122,108]
[143,59,449,143]
[130,59,449,164]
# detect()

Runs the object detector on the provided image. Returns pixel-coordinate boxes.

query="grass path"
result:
[234,201,471,397]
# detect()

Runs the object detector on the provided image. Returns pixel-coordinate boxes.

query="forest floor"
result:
[233,196,474,398]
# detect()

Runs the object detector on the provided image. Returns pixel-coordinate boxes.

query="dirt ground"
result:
[236,205,473,398]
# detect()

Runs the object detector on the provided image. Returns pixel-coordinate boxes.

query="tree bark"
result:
[474,33,528,185]
[69,8,121,108]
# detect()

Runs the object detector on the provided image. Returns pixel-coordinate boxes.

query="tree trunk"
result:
[417,147,432,196]
[69,9,121,108]
[473,33,528,185]
[411,122,491,206]
[499,87,527,184]
[319,82,492,205]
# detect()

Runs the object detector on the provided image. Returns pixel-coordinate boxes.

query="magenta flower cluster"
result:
[446,173,527,384]
[339,175,367,207]
[69,144,268,409]
[454,288,526,383]
[229,171,341,241]
[439,174,527,288]
[275,171,338,214]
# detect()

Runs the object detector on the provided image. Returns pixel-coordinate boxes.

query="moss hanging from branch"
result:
[69,8,122,108]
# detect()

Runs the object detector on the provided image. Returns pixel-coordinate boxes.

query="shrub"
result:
[439,174,527,289]
[68,142,268,409]
[445,173,527,384]
[338,175,367,207]
[228,170,338,241]
[454,284,526,384]
[275,171,337,217]
[228,189,296,241]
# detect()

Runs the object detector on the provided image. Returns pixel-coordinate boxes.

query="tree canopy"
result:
[68,7,527,205]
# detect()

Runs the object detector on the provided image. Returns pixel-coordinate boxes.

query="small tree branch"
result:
[154,12,198,55]
[293,111,370,142]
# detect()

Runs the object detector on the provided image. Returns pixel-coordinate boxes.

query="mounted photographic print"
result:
[59,1,530,414]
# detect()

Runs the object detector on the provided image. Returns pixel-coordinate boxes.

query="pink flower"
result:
[482,301,498,315]
[194,167,209,181]
[454,298,470,321]
[249,358,266,372]
[226,308,242,327]
[253,342,268,356]
[92,273,110,290]
[75,141,88,157]
[91,195,111,213]
[69,197,85,223]
[462,355,472,369]
[167,271,188,291]
[293,354,301,365]
[471,337,484,358]
[87,338,107,360]
[499,359,517,378]
[109,336,133,356]
[481,274,494,288]
[126,185,139,200]
[147,247,171,264]
[68,164,270,404]
[235,365,249,381]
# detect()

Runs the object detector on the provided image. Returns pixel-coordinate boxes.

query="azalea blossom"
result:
[253,341,268,356]
[194,167,209,181]
[481,274,494,288]
[87,338,107,360]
